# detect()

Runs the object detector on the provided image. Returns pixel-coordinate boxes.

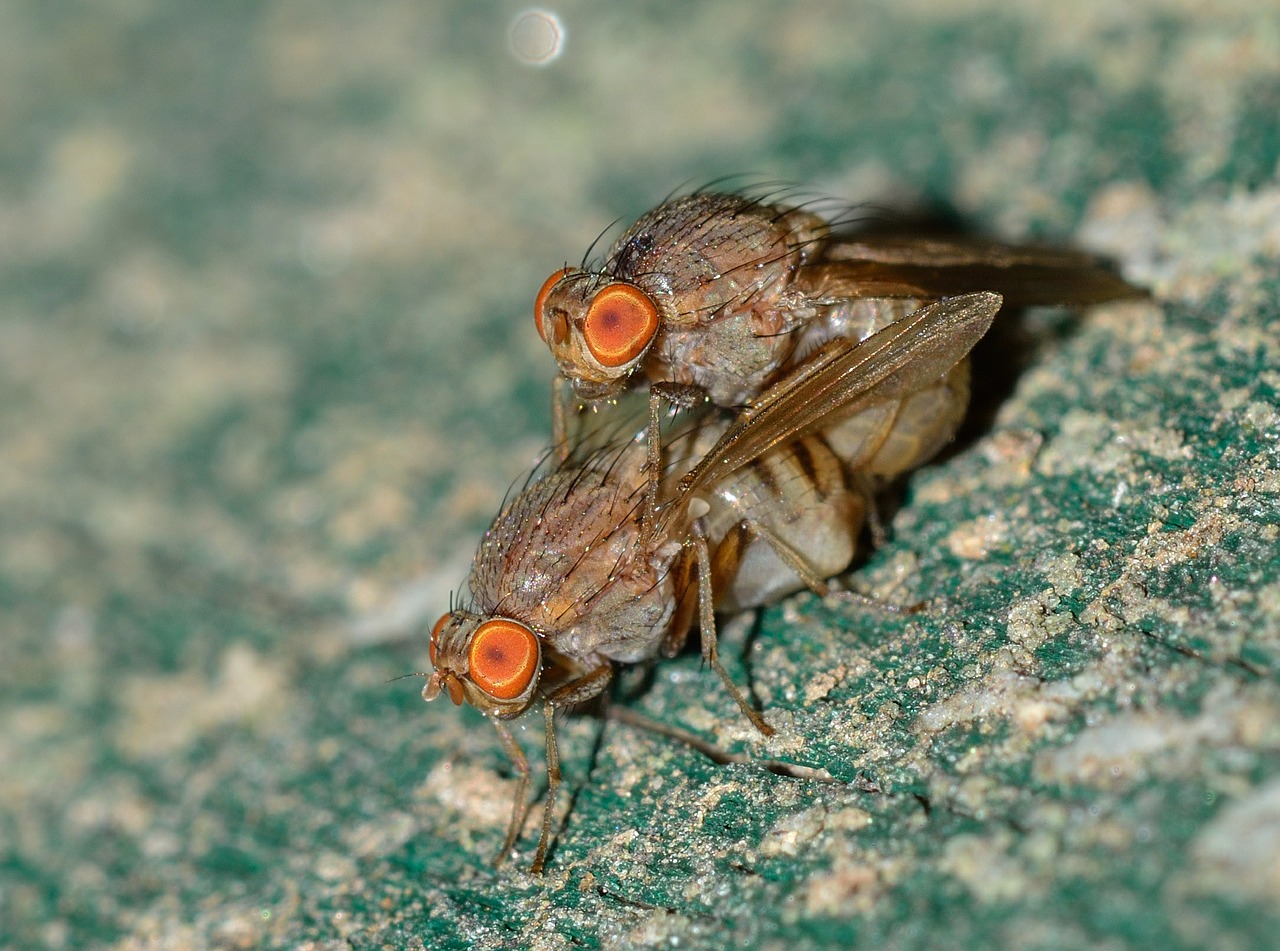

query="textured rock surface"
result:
[2,3,1278,949]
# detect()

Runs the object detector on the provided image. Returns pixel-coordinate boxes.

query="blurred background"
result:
[2,2,1278,949]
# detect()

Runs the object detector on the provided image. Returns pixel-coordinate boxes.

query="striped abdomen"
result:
[702,432,863,611]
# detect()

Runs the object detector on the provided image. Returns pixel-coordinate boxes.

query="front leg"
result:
[529,663,613,874]
[551,374,576,462]
[640,381,705,542]
[488,717,532,868]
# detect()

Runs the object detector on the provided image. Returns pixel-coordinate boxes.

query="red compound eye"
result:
[582,283,659,368]
[534,267,573,343]
[468,619,539,700]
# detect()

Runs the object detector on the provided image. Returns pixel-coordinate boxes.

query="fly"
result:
[533,190,1139,526]
[421,292,1003,872]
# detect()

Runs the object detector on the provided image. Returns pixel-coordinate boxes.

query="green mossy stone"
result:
[2,3,1278,949]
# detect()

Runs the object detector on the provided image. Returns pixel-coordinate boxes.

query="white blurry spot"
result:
[507,9,565,66]
[1112,479,1129,508]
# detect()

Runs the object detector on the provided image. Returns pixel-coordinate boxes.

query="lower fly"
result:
[421,293,1003,871]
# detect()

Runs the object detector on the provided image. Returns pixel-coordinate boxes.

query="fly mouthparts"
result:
[422,672,466,706]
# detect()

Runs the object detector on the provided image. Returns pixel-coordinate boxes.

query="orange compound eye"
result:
[582,283,660,368]
[468,619,540,700]
[534,267,573,343]
[429,613,450,666]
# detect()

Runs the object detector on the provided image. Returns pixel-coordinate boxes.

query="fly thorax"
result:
[656,317,789,406]
[559,568,677,665]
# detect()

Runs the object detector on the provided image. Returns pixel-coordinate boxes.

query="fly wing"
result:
[825,235,1102,268]
[808,236,1143,308]
[670,291,1003,511]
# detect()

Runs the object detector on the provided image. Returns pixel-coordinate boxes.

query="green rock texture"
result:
[2,2,1278,949]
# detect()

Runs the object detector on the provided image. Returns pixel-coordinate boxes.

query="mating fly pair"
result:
[420,190,1137,872]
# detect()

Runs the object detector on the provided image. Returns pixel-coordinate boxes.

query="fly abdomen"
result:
[704,432,862,611]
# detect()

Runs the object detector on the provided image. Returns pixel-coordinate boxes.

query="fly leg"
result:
[529,663,614,874]
[639,382,704,543]
[741,515,920,615]
[659,547,699,659]
[691,523,775,736]
[488,717,531,869]
[551,374,574,462]
[733,517,834,598]
[850,471,889,549]
[716,514,916,616]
